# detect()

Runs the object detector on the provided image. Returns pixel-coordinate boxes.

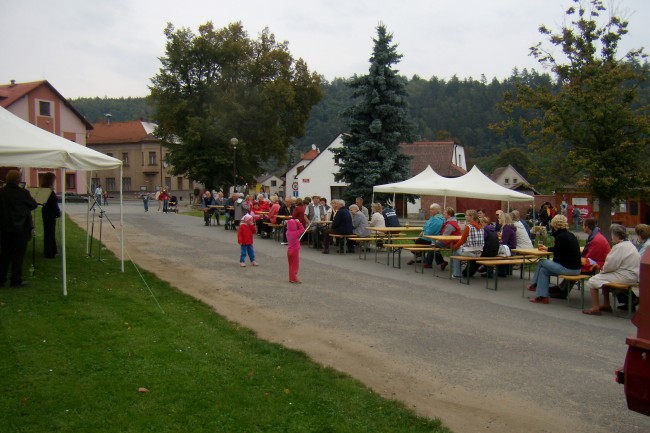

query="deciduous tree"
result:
[498,0,650,231]
[149,22,322,190]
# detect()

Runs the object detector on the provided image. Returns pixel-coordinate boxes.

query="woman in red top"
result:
[259,196,281,238]
[292,197,308,227]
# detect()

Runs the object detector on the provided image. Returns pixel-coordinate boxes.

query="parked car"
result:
[56,192,89,203]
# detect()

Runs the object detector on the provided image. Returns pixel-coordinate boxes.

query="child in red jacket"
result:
[238,214,258,267]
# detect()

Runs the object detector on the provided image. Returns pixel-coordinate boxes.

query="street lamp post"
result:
[230,138,238,193]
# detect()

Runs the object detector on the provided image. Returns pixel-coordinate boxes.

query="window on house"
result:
[504,178,510,184]
[106,178,116,191]
[148,152,156,165]
[65,173,76,190]
[177,177,183,190]
[513,178,518,184]
[165,177,171,189]
[271,180,277,187]
[39,100,52,117]
[122,177,132,192]
[122,152,129,166]
[91,177,100,191]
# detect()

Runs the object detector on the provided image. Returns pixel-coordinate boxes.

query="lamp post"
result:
[230,137,239,193]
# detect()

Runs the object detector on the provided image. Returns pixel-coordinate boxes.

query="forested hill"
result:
[71,96,156,124]
[70,65,650,176]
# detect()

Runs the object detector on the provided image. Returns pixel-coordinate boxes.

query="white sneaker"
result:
[240,262,246,267]
[251,261,259,266]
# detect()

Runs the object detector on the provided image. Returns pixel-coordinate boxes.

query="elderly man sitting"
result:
[582,224,640,315]
[322,199,353,254]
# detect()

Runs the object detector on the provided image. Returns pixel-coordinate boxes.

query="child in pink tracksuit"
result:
[286,218,305,283]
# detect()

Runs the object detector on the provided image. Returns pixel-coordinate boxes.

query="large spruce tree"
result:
[332,24,414,204]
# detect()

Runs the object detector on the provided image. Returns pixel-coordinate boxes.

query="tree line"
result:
[70,63,650,185]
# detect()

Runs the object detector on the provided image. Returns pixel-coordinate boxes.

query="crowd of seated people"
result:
[197,193,648,317]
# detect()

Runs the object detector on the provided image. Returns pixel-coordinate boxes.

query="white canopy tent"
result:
[373,164,533,208]
[373,165,448,195]
[0,106,123,295]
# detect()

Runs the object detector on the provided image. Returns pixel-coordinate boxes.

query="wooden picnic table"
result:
[368,227,422,265]
[424,235,462,277]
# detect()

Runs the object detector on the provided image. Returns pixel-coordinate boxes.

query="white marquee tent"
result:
[373,164,533,203]
[0,106,123,295]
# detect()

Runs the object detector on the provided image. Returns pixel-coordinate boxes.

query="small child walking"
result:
[286,218,305,283]
[238,214,258,267]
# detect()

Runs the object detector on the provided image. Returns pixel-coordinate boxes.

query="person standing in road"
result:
[94,184,103,206]
[142,192,150,212]
[237,214,258,267]
[286,218,305,283]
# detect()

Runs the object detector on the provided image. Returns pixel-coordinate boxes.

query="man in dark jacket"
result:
[322,199,353,254]
[0,170,38,287]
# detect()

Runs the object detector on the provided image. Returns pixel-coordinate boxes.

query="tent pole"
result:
[85,171,91,255]
[61,168,67,296]
[120,165,124,272]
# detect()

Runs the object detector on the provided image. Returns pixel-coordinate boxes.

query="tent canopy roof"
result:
[373,165,533,202]
[0,107,121,170]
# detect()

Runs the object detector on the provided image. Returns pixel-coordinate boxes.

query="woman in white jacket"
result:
[511,210,533,249]
[583,224,640,315]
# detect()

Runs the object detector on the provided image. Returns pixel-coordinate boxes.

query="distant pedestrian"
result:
[572,206,581,231]
[142,193,150,212]
[237,214,258,267]
[94,184,103,206]
[286,218,305,283]
[159,189,170,213]
[103,190,108,206]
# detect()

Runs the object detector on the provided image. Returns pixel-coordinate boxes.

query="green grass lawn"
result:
[0,214,450,433]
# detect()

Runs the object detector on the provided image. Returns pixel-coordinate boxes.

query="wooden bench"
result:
[405,246,440,274]
[602,282,638,318]
[558,274,591,309]
[449,255,505,284]
[477,258,527,291]
[383,243,420,268]
[347,237,382,260]
[264,222,284,242]
[329,234,359,254]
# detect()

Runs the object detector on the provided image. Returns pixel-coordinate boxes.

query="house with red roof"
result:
[86,119,200,199]
[0,80,93,192]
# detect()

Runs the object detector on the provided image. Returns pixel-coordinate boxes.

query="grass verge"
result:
[0,214,450,433]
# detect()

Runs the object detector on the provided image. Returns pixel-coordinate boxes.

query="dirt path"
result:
[66,205,645,433]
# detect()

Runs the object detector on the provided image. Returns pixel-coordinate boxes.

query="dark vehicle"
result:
[56,192,89,203]
[616,249,650,417]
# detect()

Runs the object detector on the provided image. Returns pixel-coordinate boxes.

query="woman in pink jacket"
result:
[286,218,305,283]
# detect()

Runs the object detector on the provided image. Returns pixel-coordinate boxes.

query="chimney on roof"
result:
[10,79,16,86]
[104,113,112,125]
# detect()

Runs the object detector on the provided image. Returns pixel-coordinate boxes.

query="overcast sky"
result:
[2,0,648,98]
